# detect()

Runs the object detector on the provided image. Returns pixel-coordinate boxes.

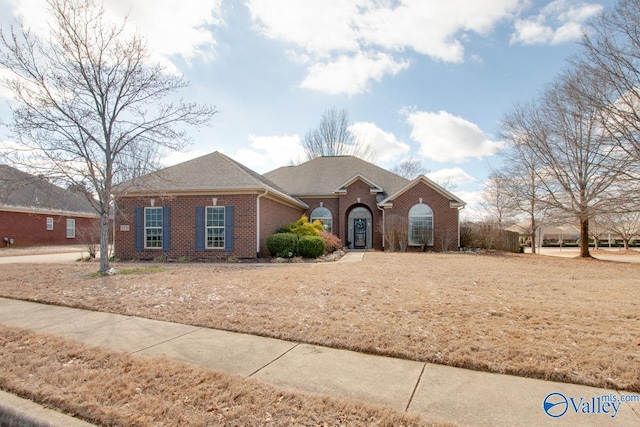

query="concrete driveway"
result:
[0,246,89,264]
[526,247,640,263]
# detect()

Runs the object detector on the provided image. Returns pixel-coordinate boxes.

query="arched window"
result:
[310,206,333,233]
[408,204,433,246]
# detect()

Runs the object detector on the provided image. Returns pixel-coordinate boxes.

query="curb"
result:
[0,390,95,427]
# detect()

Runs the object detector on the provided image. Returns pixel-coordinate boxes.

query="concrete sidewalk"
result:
[0,297,638,426]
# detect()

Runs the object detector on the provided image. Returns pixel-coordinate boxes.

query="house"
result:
[113,151,466,261]
[0,165,101,248]
[264,156,465,251]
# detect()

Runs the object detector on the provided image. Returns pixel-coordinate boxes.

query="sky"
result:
[0,0,615,218]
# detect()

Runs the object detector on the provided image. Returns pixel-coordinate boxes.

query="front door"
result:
[354,218,367,248]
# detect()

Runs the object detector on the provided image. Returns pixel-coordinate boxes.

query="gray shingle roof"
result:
[264,156,410,197]
[0,165,96,214]
[116,151,305,207]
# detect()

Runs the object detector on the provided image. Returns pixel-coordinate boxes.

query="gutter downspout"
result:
[457,205,465,249]
[256,189,268,258]
[376,204,385,250]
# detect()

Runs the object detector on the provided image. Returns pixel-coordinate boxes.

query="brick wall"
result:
[0,210,99,248]
[116,194,257,261]
[285,180,460,252]
[339,179,383,249]
[116,193,304,261]
[387,181,460,251]
[299,180,383,250]
[259,196,305,256]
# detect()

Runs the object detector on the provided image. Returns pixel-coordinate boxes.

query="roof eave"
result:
[115,186,309,210]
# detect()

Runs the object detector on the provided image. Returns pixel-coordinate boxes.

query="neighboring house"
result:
[114,151,466,261]
[0,165,100,248]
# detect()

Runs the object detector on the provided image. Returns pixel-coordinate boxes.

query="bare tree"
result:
[391,156,428,179]
[380,214,408,252]
[478,172,517,230]
[579,0,640,162]
[588,218,609,250]
[0,0,216,272]
[502,66,633,258]
[499,106,553,254]
[302,107,374,161]
[601,210,640,250]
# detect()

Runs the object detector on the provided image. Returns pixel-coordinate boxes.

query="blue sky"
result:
[0,0,614,217]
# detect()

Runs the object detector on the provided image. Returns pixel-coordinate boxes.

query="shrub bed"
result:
[266,233,298,258]
[297,235,325,258]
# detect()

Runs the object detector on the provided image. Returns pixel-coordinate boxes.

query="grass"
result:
[0,251,638,422]
[88,266,167,278]
[0,325,435,426]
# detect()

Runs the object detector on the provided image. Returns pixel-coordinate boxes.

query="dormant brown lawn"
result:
[0,326,433,426]
[1,251,638,396]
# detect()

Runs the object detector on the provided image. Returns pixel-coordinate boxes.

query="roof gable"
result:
[379,175,466,208]
[117,151,269,192]
[334,174,384,194]
[115,151,307,208]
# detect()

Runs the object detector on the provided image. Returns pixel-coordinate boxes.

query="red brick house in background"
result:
[114,151,466,261]
[0,165,101,248]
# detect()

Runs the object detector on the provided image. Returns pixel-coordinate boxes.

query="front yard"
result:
[1,251,638,393]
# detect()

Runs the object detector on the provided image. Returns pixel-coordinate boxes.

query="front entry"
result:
[353,218,367,248]
[347,206,373,249]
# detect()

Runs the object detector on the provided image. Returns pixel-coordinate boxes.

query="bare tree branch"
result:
[0,0,216,272]
[302,107,374,161]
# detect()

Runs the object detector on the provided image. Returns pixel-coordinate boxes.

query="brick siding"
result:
[300,180,460,251]
[386,181,460,251]
[0,210,100,248]
[259,196,305,256]
[115,193,304,261]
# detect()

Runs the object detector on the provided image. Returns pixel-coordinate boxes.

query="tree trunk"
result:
[530,217,536,254]
[99,213,110,272]
[579,218,591,258]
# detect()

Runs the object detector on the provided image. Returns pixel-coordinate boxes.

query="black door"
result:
[354,218,367,248]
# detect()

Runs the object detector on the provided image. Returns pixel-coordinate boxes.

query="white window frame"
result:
[408,204,434,246]
[46,217,54,231]
[66,218,76,238]
[144,207,163,249]
[206,206,225,249]
[310,207,333,233]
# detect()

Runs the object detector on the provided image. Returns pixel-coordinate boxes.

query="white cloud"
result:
[510,0,603,46]
[106,0,223,66]
[234,134,305,172]
[405,110,502,163]
[348,122,410,163]
[355,0,520,62]
[427,167,475,186]
[457,190,485,221]
[247,0,521,95]
[4,0,223,72]
[246,0,360,55]
[300,52,410,96]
